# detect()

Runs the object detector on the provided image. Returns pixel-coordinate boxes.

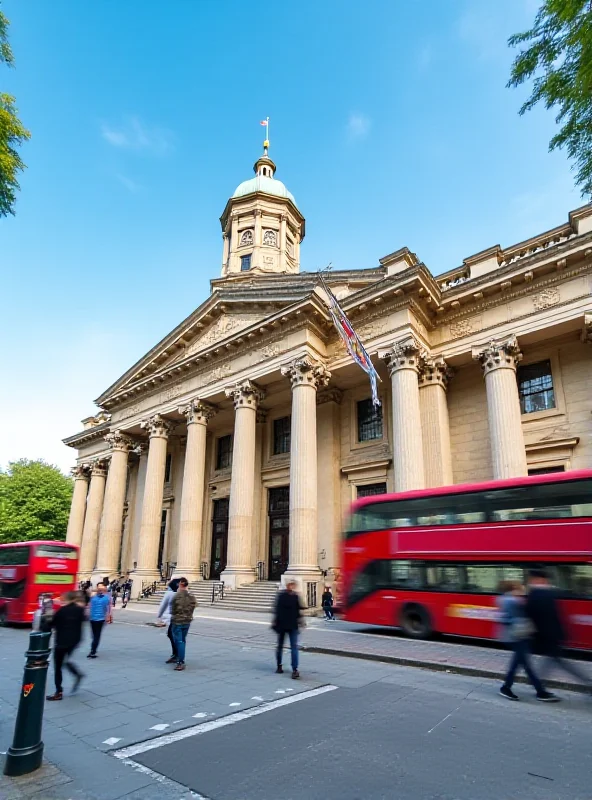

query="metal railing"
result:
[140,581,158,599]
[211,581,224,604]
[200,562,210,580]
[257,561,266,581]
[306,581,318,609]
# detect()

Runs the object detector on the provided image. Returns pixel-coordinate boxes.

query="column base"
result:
[172,569,202,582]
[282,568,323,607]
[130,569,162,599]
[219,566,256,591]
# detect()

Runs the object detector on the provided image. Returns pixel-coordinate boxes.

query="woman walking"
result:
[497,580,558,702]
[156,578,180,663]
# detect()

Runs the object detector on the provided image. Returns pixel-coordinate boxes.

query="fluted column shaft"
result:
[78,462,107,578]
[221,381,265,589]
[135,415,173,579]
[66,466,90,547]
[282,358,330,589]
[381,336,425,492]
[93,432,134,580]
[175,400,217,580]
[473,336,527,479]
[419,357,453,487]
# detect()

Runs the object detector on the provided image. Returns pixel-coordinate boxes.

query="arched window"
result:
[239,229,253,246]
[263,229,277,247]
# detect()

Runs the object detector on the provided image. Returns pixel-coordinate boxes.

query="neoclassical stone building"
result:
[64,149,592,600]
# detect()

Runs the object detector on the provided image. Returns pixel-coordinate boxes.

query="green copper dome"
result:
[232,175,298,208]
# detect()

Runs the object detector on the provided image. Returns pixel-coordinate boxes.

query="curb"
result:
[301,645,590,695]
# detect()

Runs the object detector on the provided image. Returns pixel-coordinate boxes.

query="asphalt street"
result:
[1,605,591,800]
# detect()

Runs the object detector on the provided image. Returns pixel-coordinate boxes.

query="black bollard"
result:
[4,631,51,777]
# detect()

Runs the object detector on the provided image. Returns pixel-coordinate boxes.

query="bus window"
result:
[35,544,77,559]
[0,579,25,598]
[499,565,525,584]
[428,565,464,592]
[555,564,592,599]
[0,546,29,566]
[465,565,499,593]
[389,560,424,589]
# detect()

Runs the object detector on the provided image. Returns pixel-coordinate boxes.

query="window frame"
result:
[240,254,252,272]
[356,398,384,444]
[215,434,233,471]
[517,358,556,415]
[272,415,291,456]
[518,350,566,423]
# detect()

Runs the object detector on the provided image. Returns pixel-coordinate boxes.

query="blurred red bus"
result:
[341,471,592,650]
[0,541,79,625]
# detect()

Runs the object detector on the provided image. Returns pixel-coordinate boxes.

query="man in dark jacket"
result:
[273,580,303,679]
[46,591,86,701]
[526,569,591,688]
[171,577,197,671]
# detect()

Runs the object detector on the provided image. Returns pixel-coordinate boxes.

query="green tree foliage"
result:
[0,460,73,544]
[508,1,592,197]
[0,6,30,217]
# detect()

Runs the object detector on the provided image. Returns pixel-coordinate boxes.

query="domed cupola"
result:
[219,130,305,277]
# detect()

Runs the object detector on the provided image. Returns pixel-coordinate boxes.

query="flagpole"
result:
[266,116,270,152]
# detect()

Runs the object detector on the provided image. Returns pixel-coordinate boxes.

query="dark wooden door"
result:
[268,487,289,581]
[210,498,229,580]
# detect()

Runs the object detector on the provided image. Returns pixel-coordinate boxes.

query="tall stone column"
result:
[380,335,425,492]
[473,335,528,479]
[93,431,135,582]
[221,380,265,590]
[134,415,174,585]
[78,461,108,579]
[222,232,229,273]
[419,356,454,488]
[66,465,90,547]
[281,357,330,593]
[174,400,217,581]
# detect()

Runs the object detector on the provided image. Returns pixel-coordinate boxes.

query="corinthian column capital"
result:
[379,335,425,376]
[225,379,265,410]
[71,464,91,481]
[418,355,453,389]
[472,335,522,376]
[105,430,136,452]
[281,356,331,391]
[179,399,218,426]
[90,459,108,478]
[140,414,174,439]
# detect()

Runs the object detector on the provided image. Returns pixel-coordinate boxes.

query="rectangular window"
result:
[164,453,172,483]
[273,416,291,455]
[347,478,592,536]
[357,483,387,499]
[0,546,30,566]
[357,399,383,442]
[517,360,555,414]
[528,466,565,476]
[216,435,233,470]
[35,545,77,560]
[240,254,251,272]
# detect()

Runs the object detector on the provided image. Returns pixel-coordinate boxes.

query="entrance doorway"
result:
[210,498,229,580]
[268,487,289,581]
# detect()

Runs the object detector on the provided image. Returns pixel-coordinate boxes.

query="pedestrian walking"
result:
[157,578,180,663]
[526,568,592,689]
[87,582,112,658]
[46,591,85,701]
[497,580,558,702]
[322,586,335,621]
[170,577,196,671]
[110,580,119,607]
[273,580,303,679]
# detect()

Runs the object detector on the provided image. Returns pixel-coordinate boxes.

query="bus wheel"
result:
[400,604,432,639]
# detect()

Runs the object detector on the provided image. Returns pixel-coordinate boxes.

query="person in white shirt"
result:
[156,578,180,664]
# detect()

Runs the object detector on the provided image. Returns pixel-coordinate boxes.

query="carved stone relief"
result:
[160,382,183,403]
[185,314,260,357]
[450,316,482,338]
[533,287,560,311]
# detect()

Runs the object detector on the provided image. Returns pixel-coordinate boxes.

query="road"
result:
[1,605,591,800]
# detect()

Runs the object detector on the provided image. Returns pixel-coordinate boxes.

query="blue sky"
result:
[0,0,581,473]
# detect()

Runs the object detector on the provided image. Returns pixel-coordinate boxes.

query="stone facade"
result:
[63,153,592,601]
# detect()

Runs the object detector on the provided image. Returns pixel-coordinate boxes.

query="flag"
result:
[318,273,381,406]
[260,119,268,126]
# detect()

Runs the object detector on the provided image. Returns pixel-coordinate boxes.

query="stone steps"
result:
[137,580,280,613]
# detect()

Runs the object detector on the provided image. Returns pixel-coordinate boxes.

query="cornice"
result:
[63,421,111,449]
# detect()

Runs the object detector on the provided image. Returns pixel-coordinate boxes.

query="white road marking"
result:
[172,719,183,723]
[274,690,285,694]
[117,757,210,799]
[102,737,122,746]
[114,685,338,759]
[229,702,241,707]
[192,712,207,718]
[251,696,264,701]
[149,723,169,731]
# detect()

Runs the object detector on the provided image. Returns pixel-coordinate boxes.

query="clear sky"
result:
[0,0,582,474]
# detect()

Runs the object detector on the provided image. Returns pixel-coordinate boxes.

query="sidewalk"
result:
[126,602,592,692]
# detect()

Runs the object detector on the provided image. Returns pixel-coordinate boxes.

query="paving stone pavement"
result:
[1,607,591,798]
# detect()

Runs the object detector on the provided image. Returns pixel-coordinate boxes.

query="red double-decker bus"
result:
[0,541,79,625]
[341,471,592,650]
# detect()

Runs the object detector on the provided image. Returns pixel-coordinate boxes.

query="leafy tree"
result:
[0,6,30,217]
[0,460,73,544]
[508,1,592,197]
